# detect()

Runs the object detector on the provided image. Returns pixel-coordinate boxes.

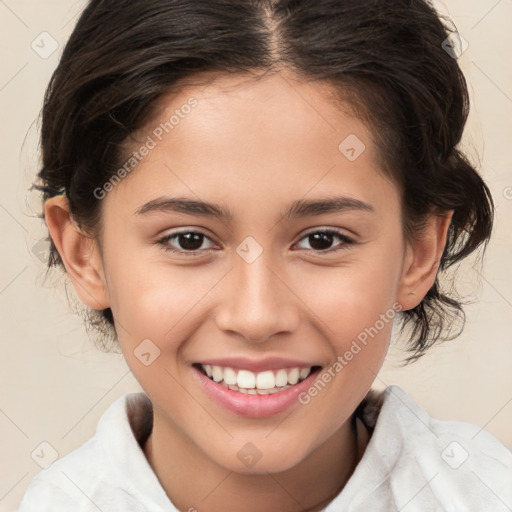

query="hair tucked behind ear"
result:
[34,0,493,361]
[398,148,494,362]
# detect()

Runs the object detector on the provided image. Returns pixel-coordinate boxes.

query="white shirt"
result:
[16,385,512,511]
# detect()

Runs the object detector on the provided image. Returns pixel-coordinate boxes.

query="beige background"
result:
[0,1,511,510]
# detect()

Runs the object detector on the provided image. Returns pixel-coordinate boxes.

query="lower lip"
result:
[192,366,321,418]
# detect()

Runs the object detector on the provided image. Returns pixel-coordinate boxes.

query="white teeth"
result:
[200,364,315,392]
[287,368,300,385]
[237,369,256,389]
[211,366,223,382]
[275,369,288,387]
[256,370,275,390]
[300,367,311,380]
[226,382,292,394]
[223,367,238,385]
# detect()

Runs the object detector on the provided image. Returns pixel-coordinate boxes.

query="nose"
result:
[214,251,300,343]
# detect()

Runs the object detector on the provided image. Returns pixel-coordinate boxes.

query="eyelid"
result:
[156,228,218,255]
[293,227,355,253]
[298,226,355,241]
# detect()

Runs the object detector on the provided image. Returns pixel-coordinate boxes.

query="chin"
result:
[206,438,312,475]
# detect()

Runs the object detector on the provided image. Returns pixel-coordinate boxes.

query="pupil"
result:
[179,232,203,250]
[310,232,333,251]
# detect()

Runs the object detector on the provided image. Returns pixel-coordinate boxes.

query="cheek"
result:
[105,255,225,359]
[297,256,401,346]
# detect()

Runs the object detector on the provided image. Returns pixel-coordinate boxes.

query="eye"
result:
[294,229,355,253]
[157,230,216,256]
[156,228,355,257]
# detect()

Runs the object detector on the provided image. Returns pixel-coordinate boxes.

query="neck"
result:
[143,411,369,512]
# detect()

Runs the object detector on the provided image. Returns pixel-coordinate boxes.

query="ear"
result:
[397,211,454,311]
[44,196,110,310]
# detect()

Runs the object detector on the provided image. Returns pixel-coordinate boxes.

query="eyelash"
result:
[156,228,355,257]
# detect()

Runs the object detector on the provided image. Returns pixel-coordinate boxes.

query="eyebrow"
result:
[135,195,374,220]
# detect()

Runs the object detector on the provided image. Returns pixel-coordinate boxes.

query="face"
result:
[74,71,417,473]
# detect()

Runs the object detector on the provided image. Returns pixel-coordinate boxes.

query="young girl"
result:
[17,0,511,510]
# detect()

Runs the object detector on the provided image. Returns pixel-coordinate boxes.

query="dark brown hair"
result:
[34,0,494,362]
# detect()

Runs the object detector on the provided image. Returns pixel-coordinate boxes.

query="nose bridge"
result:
[215,244,298,342]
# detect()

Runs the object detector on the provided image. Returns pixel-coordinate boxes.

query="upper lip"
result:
[194,357,321,373]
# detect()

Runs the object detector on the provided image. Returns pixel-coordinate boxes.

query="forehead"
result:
[149,70,365,144]
[106,71,399,221]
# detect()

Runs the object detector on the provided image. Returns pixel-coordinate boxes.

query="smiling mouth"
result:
[193,363,322,395]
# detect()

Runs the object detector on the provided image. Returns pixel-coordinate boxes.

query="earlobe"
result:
[44,196,110,310]
[397,211,453,311]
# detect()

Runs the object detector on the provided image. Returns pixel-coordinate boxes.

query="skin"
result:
[45,69,452,512]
